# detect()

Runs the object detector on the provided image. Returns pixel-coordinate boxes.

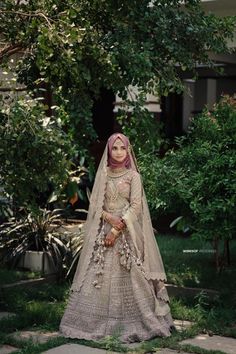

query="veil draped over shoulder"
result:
[71,138,169,313]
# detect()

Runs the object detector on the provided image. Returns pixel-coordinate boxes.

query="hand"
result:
[104,232,117,247]
[108,214,126,231]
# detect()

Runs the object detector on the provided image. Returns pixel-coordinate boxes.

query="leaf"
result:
[170,216,183,228]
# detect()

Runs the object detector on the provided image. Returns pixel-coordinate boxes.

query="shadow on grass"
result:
[0,234,236,353]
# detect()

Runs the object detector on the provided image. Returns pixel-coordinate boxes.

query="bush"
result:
[0,96,71,213]
[138,96,236,270]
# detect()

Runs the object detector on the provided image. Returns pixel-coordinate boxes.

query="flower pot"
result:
[18,250,57,275]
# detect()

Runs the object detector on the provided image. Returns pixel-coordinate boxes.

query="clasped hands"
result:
[104,214,126,248]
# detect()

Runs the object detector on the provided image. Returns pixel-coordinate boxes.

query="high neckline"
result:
[107,167,130,178]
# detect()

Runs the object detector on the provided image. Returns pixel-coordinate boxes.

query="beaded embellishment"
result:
[92,221,107,288]
[118,233,132,271]
[92,221,145,289]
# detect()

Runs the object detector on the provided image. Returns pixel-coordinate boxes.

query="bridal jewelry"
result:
[107,167,130,178]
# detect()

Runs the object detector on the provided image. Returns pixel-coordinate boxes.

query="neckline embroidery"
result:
[107,167,131,178]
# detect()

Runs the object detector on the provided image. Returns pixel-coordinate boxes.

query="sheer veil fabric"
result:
[70,134,171,316]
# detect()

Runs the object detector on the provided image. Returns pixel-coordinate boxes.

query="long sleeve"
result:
[122,171,142,223]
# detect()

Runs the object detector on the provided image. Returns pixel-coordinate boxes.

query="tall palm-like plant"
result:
[65,225,84,279]
[0,209,68,274]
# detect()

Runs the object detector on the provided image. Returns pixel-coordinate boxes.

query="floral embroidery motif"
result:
[118,233,132,271]
[92,222,106,288]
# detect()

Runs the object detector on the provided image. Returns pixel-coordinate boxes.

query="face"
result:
[111,138,127,162]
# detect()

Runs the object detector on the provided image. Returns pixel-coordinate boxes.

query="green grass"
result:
[157,234,236,294]
[0,268,41,285]
[0,281,235,353]
[0,283,69,332]
[0,234,236,353]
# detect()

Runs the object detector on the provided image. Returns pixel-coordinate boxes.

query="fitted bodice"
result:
[104,169,134,215]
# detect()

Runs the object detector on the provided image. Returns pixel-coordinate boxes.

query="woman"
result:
[60,133,175,343]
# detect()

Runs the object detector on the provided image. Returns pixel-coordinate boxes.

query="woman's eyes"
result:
[112,146,126,150]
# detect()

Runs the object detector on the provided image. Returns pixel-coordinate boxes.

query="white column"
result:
[206,79,217,110]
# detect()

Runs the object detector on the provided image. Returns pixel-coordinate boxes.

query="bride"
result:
[60,133,175,343]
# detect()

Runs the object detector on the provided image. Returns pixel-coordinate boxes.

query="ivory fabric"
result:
[60,142,174,343]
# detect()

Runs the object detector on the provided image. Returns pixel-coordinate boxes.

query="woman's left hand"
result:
[104,232,117,247]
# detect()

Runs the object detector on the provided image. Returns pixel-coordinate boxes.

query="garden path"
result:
[0,312,236,354]
[180,334,236,354]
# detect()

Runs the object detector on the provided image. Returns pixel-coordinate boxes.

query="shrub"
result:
[138,96,236,270]
[0,96,71,213]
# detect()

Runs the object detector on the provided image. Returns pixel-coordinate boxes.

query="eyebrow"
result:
[112,144,126,148]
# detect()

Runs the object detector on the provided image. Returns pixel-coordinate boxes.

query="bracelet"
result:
[111,227,120,238]
[102,210,110,223]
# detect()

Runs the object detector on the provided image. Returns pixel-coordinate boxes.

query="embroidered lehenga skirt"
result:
[60,168,174,343]
[60,223,174,343]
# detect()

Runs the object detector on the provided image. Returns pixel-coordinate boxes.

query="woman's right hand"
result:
[107,214,125,231]
[104,232,117,247]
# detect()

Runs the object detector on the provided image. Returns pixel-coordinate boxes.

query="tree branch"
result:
[0,9,53,27]
[0,87,27,92]
[0,44,24,63]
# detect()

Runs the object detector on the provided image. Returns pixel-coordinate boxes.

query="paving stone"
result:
[154,349,191,354]
[10,330,61,344]
[0,345,18,354]
[173,319,194,332]
[180,334,236,354]
[0,312,16,320]
[42,343,119,354]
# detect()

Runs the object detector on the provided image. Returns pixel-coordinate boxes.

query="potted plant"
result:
[0,208,69,276]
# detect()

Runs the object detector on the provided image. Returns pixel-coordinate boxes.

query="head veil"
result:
[71,133,167,295]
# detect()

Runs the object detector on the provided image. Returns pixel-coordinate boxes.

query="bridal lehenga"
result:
[60,134,174,343]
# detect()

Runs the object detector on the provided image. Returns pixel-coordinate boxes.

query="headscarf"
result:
[108,133,131,169]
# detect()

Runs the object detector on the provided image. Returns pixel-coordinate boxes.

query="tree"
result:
[0,97,71,212]
[140,96,236,271]
[0,0,235,154]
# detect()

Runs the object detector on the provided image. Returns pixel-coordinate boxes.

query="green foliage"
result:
[0,0,235,156]
[55,93,97,169]
[3,0,233,93]
[141,96,236,267]
[0,96,71,211]
[0,283,69,332]
[65,228,84,280]
[158,234,236,295]
[0,209,68,274]
[0,268,41,284]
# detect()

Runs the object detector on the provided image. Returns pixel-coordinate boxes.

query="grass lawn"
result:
[0,268,41,285]
[158,234,236,293]
[158,233,236,340]
[0,234,235,353]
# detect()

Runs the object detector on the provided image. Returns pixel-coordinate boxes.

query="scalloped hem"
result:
[145,272,167,282]
[60,321,173,344]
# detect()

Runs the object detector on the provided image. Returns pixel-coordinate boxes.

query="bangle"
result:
[102,211,110,223]
[111,227,120,237]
